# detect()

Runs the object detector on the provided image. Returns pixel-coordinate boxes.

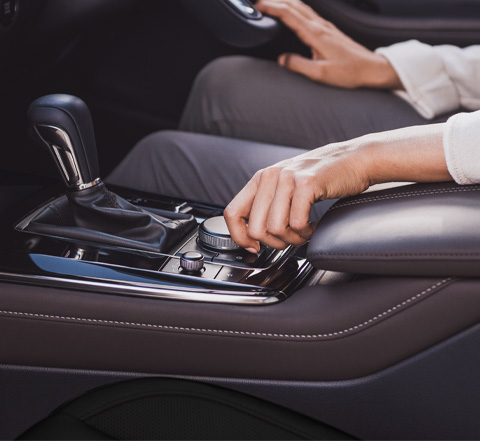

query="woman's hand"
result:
[255,0,402,89]
[224,124,450,252]
[224,140,372,252]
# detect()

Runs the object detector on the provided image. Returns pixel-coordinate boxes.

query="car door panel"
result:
[308,0,480,48]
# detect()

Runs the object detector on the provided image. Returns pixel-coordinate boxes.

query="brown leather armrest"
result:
[308,182,480,277]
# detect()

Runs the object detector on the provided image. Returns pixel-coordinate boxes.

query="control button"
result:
[180,251,204,272]
[0,0,17,26]
[213,245,276,268]
[198,216,240,251]
[161,257,221,279]
[215,266,248,283]
[214,248,260,266]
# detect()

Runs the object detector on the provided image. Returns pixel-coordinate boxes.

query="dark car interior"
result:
[2,0,480,439]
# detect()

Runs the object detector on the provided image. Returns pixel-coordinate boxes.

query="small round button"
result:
[180,251,205,272]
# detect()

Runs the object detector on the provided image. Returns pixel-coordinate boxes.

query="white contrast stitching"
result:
[309,252,480,257]
[0,279,452,340]
[330,187,480,211]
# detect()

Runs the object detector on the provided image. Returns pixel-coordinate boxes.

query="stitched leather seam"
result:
[309,252,480,258]
[330,187,480,211]
[100,184,122,209]
[0,278,452,340]
[49,204,66,226]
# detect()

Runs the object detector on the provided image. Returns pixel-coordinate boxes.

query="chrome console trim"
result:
[0,253,287,305]
[0,271,283,305]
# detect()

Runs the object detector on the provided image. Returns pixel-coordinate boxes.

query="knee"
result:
[132,130,188,157]
[113,130,190,177]
[190,55,258,106]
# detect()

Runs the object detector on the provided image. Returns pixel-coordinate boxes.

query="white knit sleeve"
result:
[376,40,480,119]
[444,111,480,184]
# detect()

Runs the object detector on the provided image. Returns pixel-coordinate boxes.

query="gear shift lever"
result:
[28,94,100,189]
[26,94,196,253]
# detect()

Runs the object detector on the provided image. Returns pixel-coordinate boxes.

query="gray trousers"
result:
[179,56,451,149]
[108,131,304,206]
[108,56,454,206]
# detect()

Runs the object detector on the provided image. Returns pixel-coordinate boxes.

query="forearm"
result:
[225,122,455,251]
[352,123,452,186]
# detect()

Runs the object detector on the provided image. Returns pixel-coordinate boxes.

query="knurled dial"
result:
[180,251,205,272]
[198,216,241,251]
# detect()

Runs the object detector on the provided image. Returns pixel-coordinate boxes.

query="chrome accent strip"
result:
[52,146,70,182]
[36,124,85,188]
[0,271,283,305]
[77,177,102,191]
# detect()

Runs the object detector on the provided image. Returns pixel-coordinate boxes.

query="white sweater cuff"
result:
[444,111,480,184]
[376,40,460,119]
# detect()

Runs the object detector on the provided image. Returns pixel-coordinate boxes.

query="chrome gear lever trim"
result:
[77,178,102,191]
[35,124,100,190]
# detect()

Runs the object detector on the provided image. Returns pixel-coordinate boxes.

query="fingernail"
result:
[278,54,286,66]
[246,247,259,254]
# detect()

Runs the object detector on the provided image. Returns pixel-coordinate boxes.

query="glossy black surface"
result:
[0,176,313,305]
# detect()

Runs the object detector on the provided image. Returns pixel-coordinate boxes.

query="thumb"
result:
[278,53,324,82]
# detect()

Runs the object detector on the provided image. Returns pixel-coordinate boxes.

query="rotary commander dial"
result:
[198,216,241,251]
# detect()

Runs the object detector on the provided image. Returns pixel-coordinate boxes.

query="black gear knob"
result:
[27,94,100,189]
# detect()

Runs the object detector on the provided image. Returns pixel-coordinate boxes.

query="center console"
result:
[0,94,315,306]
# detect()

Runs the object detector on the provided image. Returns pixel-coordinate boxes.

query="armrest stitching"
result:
[309,252,480,258]
[330,187,480,211]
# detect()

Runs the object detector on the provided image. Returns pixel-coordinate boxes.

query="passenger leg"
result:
[179,55,451,149]
[106,131,305,206]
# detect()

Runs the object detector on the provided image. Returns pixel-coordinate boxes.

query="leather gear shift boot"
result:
[27,181,197,253]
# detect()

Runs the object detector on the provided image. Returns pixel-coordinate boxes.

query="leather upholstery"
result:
[308,182,480,276]
[0,274,479,381]
[27,182,196,252]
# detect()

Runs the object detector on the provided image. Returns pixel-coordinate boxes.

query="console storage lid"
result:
[307,182,480,277]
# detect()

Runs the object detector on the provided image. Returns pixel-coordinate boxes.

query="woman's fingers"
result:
[225,164,319,252]
[290,179,318,239]
[224,177,261,253]
[267,170,310,245]
[256,1,321,47]
[225,168,291,252]
[247,168,290,249]
[256,0,317,21]
[279,54,330,82]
